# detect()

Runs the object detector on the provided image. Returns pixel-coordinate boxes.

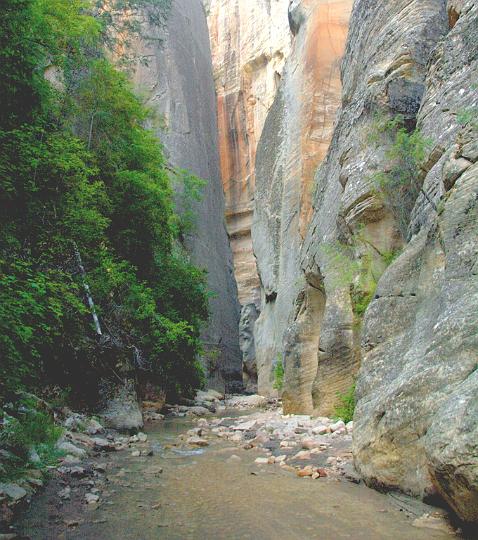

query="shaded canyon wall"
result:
[131,0,242,390]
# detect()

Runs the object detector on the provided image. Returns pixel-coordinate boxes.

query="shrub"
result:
[0,399,63,481]
[273,357,284,392]
[332,383,355,423]
[371,114,434,239]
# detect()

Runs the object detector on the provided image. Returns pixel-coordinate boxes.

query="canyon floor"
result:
[14,399,462,540]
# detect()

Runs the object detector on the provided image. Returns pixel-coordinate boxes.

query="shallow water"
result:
[17,415,456,540]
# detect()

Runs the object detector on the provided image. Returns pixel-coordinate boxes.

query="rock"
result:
[240,303,260,393]
[412,513,456,534]
[131,450,141,457]
[28,448,41,464]
[317,468,328,478]
[342,463,361,484]
[85,418,104,435]
[251,433,269,446]
[254,457,269,465]
[85,493,100,504]
[346,421,353,433]
[329,421,346,433]
[297,467,314,478]
[187,437,209,447]
[0,483,27,503]
[196,389,223,403]
[312,425,329,435]
[100,381,144,432]
[232,420,258,431]
[58,486,71,500]
[57,465,87,477]
[275,455,287,463]
[94,463,107,473]
[292,451,311,461]
[132,0,242,390]
[301,439,321,450]
[137,432,148,443]
[226,395,267,409]
[56,441,86,459]
[226,455,241,463]
[185,406,210,417]
[92,438,116,452]
[207,0,291,309]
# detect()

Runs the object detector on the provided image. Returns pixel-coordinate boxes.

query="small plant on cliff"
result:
[273,356,285,392]
[332,383,356,424]
[322,236,400,322]
[370,114,434,239]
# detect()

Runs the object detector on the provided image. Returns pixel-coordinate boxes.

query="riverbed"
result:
[16,414,457,539]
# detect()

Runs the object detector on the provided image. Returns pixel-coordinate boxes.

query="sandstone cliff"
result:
[252,0,353,403]
[206,0,292,389]
[131,0,242,390]
[250,0,477,524]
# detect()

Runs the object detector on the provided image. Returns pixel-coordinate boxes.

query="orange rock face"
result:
[299,0,352,237]
[207,0,291,306]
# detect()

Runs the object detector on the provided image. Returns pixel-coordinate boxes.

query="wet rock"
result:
[186,406,211,417]
[226,454,242,463]
[232,420,258,431]
[342,463,361,484]
[297,467,314,478]
[137,432,148,443]
[92,438,116,451]
[187,437,209,447]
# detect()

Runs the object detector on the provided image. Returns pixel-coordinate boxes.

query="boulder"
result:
[100,381,143,432]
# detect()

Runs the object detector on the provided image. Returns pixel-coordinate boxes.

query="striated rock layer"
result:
[252,0,477,524]
[207,0,292,307]
[353,0,478,523]
[130,0,242,390]
[252,0,353,403]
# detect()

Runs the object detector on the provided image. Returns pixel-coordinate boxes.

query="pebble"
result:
[254,457,269,465]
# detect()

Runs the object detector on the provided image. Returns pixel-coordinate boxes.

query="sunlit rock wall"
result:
[252,0,353,403]
[207,0,292,307]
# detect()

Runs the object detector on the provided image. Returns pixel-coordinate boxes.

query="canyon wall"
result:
[206,0,292,389]
[252,0,353,403]
[353,0,478,522]
[131,0,242,390]
[251,0,477,524]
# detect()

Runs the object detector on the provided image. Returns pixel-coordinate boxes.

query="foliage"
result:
[0,0,209,404]
[332,383,355,423]
[370,114,434,239]
[322,234,401,322]
[0,399,63,481]
[273,357,284,392]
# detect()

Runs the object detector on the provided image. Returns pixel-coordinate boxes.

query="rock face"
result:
[131,0,242,390]
[207,0,292,307]
[249,0,477,524]
[353,0,478,523]
[252,0,353,404]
